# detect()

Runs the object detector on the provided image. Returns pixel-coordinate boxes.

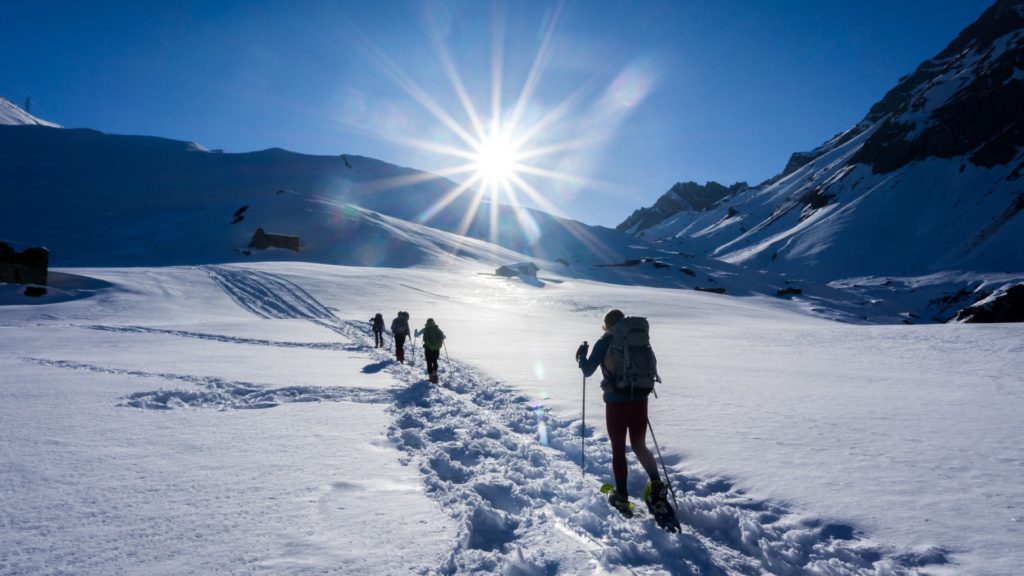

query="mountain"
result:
[617,180,748,234]
[618,0,1024,321]
[0,122,622,267]
[851,0,1024,174]
[1,105,903,322]
[0,96,61,127]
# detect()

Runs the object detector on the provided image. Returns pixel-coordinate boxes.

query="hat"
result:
[603,308,624,328]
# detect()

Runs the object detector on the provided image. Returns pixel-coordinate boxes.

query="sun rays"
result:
[336,2,652,262]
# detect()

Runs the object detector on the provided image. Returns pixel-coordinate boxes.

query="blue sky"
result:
[2,0,991,227]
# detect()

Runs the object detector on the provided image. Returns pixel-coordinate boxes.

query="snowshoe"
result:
[600,483,634,518]
[643,480,681,533]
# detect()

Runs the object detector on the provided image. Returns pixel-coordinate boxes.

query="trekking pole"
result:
[411,333,417,364]
[581,374,586,476]
[443,342,452,375]
[647,420,680,510]
[574,341,589,477]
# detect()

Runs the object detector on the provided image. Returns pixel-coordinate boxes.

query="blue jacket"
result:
[578,333,651,403]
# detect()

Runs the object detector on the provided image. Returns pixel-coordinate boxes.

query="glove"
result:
[575,341,589,363]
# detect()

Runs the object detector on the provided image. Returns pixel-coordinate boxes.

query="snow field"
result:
[204,264,929,572]
[2,261,1022,574]
[0,350,453,575]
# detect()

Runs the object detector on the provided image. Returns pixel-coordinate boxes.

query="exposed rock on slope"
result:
[619,0,1024,283]
[617,181,747,234]
[851,0,1024,173]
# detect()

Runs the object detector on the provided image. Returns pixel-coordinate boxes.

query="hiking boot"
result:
[607,491,634,518]
[643,480,669,505]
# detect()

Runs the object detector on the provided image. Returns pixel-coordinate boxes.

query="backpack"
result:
[423,323,445,350]
[603,316,660,395]
[392,312,410,336]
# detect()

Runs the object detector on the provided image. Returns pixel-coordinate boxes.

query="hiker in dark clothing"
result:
[370,313,385,348]
[390,311,411,363]
[577,308,664,516]
[416,318,445,383]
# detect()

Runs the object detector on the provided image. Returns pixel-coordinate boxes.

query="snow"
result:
[631,128,1024,319]
[1,18,1021,572]
[0,96,61,127]
[4,103,1016,324]
[3,260,1021,574]
[622,18,1024,320]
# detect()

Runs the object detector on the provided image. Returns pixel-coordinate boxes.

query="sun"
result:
[472,131,519,187]
[342,1,643,262]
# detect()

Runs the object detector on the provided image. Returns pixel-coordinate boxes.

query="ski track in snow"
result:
[26,264,948,574]
[204,265,336,320]
[20,357,391,410]
[81,323,358,351]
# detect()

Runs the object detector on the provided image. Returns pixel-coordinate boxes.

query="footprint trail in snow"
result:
[90,265,948,574]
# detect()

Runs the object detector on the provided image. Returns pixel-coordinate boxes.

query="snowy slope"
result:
[620,1,1024,321]
[2,261,1021,574]
[0,121,634,268]
[0,184,914,325]
[0,96,61,127]
[0,108,926,324]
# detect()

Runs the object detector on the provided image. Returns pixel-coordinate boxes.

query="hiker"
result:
[390,311,411,363]
[370,313,385,348]
[577,308,667,517]
[416,318,445,383]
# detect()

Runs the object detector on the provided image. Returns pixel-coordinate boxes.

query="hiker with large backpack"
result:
[390,311,411,363]
[577,308,679,530]
[370,313,385,348]
[416,318,445,384]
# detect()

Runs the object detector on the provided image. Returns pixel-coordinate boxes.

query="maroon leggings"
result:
[606,399,659,493]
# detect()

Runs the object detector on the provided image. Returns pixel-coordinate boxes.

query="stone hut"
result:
[0,242,49,285]
[248,228,300,252]
[495,262,540,278]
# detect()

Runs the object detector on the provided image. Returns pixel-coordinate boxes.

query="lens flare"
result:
[533,360,546,381]
[607,62,655,108]
[531,391,551,446]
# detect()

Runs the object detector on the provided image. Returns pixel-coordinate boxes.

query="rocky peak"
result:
[851,0,1024,173]
[616,180,747,233]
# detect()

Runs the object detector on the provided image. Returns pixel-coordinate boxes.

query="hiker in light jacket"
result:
[416,318,445,383]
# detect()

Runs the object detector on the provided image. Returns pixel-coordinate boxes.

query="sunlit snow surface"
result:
[1,261,1021,575]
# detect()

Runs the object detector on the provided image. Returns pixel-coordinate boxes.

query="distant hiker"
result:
[416,318,446,383]
[390,311,411,363]
[577,308,672,523]
[370,313,385,348]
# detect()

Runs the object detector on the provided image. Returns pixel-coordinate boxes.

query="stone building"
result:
[248,228,300,252]
[495,262,539,278]
[0,242,49,285]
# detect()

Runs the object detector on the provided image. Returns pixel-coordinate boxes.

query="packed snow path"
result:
[87,264,941,574]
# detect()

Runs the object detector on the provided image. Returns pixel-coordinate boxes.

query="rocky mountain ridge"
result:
[617,180,748,234]
[616,0,1024,322]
